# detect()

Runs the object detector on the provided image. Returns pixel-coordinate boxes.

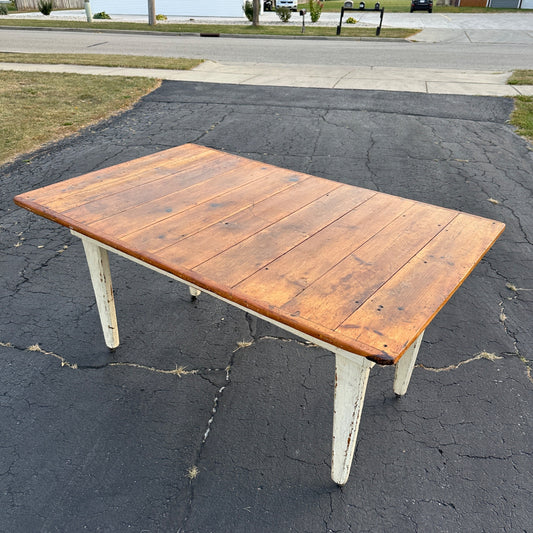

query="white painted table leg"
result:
[331,352,374,486]
[80,237,120,349]
[189,286,201,299]
[393,330,424,396]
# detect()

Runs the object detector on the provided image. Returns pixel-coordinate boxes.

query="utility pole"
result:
[84,0,92,22]
[148,0,156,25]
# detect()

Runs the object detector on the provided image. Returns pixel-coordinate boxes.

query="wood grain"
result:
[14,144,505,365]
[235,193,414,308]
[193,184,372,288]
[336,213,505,360]
[280,202,457,330]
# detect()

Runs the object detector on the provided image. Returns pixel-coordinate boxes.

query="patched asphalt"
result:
[1,81,532,532]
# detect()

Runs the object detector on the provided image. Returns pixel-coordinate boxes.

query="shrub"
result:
[308,0,323,23]
[275,6,292,22]
[38,0,53,16]
[346,16,357,23]
[0,4,8,15]
[242,0,253,22]
[93,11,111,19]
[156,13,167,21]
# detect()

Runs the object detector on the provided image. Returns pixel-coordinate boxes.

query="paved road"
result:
[2,27,533,70]
[1,80,532,532]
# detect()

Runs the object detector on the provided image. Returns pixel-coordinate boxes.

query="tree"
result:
[253,0,260,26]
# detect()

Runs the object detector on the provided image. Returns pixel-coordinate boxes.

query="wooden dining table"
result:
[14,143,505,485]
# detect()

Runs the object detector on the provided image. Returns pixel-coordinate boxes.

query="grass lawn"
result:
[0,71,159,165]
[315,0,526,11]
[511,97,533,142]
[316,0,414,12]
[507,70,533,85]
[0,18,417,38]
[508,71,533,142]
[0,52,202,70]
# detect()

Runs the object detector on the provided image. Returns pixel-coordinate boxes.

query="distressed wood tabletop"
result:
[14,143,505,365]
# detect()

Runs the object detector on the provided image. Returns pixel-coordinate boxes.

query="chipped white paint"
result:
[393,331,424,396]
[331,352,374,486]
[80,235,120,349]
[70,231,370,358]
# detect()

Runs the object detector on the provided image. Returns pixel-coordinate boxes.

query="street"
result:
[1,28,533,69]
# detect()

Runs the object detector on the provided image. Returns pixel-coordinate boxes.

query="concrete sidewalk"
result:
[2,59,532,96]
[2,10,533,95]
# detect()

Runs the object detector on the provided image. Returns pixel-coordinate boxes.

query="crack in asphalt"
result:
[479,257,533,385]
[498,293,533,385]
[146,96,513,124]
[417,351,503,373]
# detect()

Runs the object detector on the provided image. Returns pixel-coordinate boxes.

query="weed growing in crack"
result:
[506,282,532,293]
[417,351,502,373]
[234,340,254,352]
[108,362,197,377]
[27,343,78,369]
[186,465,199,480]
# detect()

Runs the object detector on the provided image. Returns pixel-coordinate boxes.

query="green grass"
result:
[313,0,528,11]
[507,70,533,86]
[0,18,416,38]
[317,0,412,12]
[0,52,202,70]
[511,97,533,142]
[0,71,159,165]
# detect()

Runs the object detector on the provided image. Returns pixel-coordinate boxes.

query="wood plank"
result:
[234,193,413,308]
[87,160,276,239]
[15,144,211,207]
[56,151,242,224]
[192,184,373,288]
[45,149,228,214]
[335,213,505,361]
[280,202,458,330]
[119,169,316,253]
[157,175,339,268]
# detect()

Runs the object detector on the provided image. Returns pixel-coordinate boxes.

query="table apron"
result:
[71,230,374,366]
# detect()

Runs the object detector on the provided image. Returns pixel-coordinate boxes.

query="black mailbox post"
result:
[336,1,385,37]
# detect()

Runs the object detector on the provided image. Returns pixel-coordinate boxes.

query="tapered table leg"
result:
[189,286,202,299]
[331,352,374,485]
[80,236,120,349]
[393,331,424,397]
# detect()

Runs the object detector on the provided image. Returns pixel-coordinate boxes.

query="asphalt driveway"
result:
[1,81,532,532]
